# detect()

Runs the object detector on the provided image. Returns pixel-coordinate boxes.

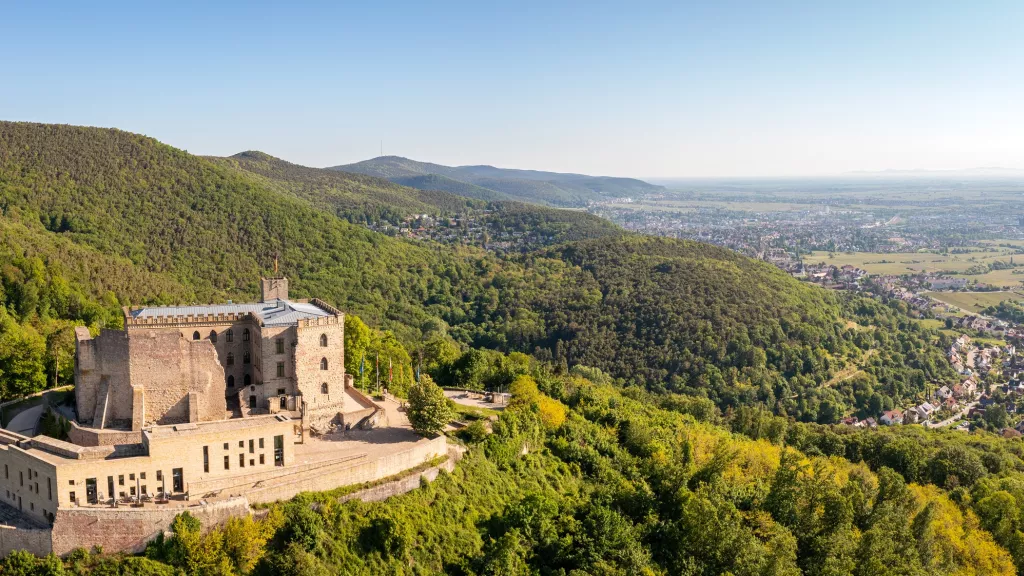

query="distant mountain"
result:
[389,174,512,202]
[330,156,662,207]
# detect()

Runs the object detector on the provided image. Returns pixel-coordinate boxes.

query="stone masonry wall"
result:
[0,525,51,557]
[128,331,227,426]
[50,497,250,556]
[75,328,132,427]
[245,435,446,504]
[294,319,345,428]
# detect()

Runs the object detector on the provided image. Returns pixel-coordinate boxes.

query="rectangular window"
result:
[3,464,6,479]
[19,471,23,486]
[223,443,229,450]
[276,362,285,377]
[129,473,135,481]
[224,455,230,470]
[48,478,52,501]
[274,435,284,466]
[277,388,286,396]
[130,486,136,496]
[105,477,111,502]
[141,485,147,495]
[119,475,124,486]
[69,492,75,503]
[249,439,254,454]
[157,470,163,481]
[140,472,146,480]
[239,454,245,468]
[276,339,284,354]
[203,446,210,473]
[239,440,244,448]
[259,454,265,465]
[259,438,265,449]
[250,459,255,467]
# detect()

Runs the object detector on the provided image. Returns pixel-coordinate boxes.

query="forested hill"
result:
[211,150,622,244]
[211,151,483,223]
[0,121,953,425]
[331,155,663,207]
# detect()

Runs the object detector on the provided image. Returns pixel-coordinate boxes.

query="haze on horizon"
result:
[2,0,1022,179]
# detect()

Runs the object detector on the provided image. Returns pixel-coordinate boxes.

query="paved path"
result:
[443,390,506,411]
[5,403,43,436]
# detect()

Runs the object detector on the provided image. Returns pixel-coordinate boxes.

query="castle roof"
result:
[128,298,335,327]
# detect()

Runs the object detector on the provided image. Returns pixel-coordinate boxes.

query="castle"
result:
[0,278,447,556]
[75,277,348,431]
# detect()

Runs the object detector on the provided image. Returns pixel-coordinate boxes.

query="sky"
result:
[2,0,1023,178]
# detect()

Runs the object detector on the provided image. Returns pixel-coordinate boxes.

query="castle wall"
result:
[50,497,250,556]
[245,434,446,504]
[127,331,227,426]
[257,325,294,413]
[294,317,345,430]
[74,328,132,427]
[0,524,51,557]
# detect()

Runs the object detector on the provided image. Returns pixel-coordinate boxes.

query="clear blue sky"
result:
[3,0,1022,177]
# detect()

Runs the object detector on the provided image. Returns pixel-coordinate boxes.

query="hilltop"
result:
[331,155,662,207]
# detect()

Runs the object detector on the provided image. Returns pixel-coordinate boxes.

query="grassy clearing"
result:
[922,290,1022,313]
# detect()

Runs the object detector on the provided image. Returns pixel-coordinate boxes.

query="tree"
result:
[508,375,540,410]
[537,396,566,431]
[343,314,371,381]
[407,375,453,437]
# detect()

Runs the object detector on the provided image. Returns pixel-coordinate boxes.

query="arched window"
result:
[227,375,234,388]
[226,353,234,366]
[244,374,252,386]
[226,329,234,343]
[320,334,328,347]
[320,358,328,370]
[243,329,250,342]
[321,383,329,394]
[243,351,251,364]
[192,331,200,341]
[209,330,217,343]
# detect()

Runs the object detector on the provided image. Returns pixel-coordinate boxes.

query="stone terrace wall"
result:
[0,525,51,557]
[245,435,447,504]
[50,497,250,556]
[338,445,462,504]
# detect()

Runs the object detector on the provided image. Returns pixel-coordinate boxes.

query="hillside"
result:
[211,151,483,222]
[389,173,511,202]
[0,122,953,424]
[331,155,662,207]
[214,150,621,247]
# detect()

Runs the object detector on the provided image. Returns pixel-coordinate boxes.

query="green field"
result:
[922,290,1023,313]
[805,248,1024,287]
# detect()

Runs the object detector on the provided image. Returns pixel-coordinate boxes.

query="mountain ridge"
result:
[330,155,662,207]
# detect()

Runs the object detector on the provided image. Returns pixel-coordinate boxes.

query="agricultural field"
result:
[922,290,1024,313]
[805,246,1024,287]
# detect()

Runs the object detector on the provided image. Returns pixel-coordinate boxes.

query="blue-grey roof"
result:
[129,299,333,327]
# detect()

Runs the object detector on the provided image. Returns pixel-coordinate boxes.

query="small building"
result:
[880,410,904,426]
